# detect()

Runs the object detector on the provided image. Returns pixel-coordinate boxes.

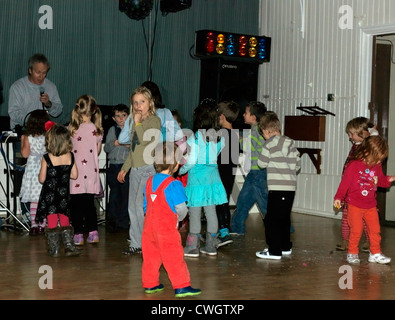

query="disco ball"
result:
[119,0,154,21]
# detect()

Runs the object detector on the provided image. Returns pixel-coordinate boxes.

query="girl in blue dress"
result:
[179,99,228,257]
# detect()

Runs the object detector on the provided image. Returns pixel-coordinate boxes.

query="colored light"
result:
[216,43,225,54]
[226,44,235,55]
[239,36,247,46]
[249,37,257,47]
[195,30,271,63]
[206,41,215,53]
[249,47,257,58]
[258,48,267,59]
[227,34,235,45]
[239,45,247,56]
[207,32,215,42]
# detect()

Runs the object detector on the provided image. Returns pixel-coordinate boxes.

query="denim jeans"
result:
[230,169,268,234]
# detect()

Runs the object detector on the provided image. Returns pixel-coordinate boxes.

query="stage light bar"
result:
[194,30,271,63]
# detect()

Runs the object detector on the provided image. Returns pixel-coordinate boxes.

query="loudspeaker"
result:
[99,105,116,138]
[199,58,259,129]
[160,0,191,13]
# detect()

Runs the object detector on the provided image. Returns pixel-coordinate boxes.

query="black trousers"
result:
[264,190,295,256]
[70,193,98,234]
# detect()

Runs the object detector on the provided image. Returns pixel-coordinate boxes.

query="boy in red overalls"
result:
[142,142,201,298]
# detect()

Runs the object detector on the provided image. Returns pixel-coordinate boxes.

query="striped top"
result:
[242,124,265,171]
[257,135,301,191]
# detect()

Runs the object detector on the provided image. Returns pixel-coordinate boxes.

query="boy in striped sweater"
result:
[256,112,301,260]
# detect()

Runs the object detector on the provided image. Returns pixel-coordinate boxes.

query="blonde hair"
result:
[45,123,73,156]
[69,94,103,137]
[345,117,373,139]
[259,111,281,134]
[130,86,156,120]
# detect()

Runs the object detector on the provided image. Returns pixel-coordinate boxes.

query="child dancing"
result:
[117,86,161,254]
[19,109,49,235]
[334,135,395,264]
[69,94,104,245]
[142,142,201,298]
[36,122,80,257]
[336,117,378,252]
[180,99,228,257]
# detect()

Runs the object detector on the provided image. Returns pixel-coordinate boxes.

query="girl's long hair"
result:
[69,94,103,137]
[352,135,388,167]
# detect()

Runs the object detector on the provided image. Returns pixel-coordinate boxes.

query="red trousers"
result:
[141,176,191,289]
[347,204,381,254]
[341,202,370,242]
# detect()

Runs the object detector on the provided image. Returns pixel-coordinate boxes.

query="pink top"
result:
[70,122,103,195]
[334,159,391,209]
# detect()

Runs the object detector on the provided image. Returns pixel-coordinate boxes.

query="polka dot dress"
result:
[19,135,46,203]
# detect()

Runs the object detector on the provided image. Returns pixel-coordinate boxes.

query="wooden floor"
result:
[1,211,395,301]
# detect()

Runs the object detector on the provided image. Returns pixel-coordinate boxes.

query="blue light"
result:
[226,44,235,55]
[258,48,267,59]
[259,38,266,48]
[227,34,235,45]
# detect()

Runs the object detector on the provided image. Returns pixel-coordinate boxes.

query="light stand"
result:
[0,204,29,232]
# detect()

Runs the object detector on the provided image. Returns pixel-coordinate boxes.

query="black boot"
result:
[45,227,61,257]
[61,226,81,257]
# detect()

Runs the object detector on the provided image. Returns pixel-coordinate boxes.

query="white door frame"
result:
[359,23,395,222]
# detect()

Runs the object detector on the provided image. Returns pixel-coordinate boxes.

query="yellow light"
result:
[216,43,225,54]
[249,47,257,58]
[217,34,225,44]
[249,37,257,47]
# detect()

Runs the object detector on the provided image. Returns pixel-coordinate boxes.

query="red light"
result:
[207,32,215,41]
[206,41,215,53]
[239,45,247,56]
[195,30,271,63]
[239,36,247,46]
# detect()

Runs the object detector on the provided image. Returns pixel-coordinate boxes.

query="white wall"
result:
[258,0,395,219]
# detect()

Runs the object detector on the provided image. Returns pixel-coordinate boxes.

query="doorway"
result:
[369,35,395,222]
[359,24,395,223]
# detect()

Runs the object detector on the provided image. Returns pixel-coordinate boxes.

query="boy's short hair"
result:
[218,100,240,123]
[112,104,129,116]
[259,111,281,134]
[247,101,267,122]
[153,142,183,174]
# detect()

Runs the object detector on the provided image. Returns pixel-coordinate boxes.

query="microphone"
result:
[40,87,45,109]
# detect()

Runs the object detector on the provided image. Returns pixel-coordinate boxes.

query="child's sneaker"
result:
[73,233,84,246]
[346,253,360,264]
[87,230,99,244]
[145,284,164,294]
[256,248,282,260]
[184,233,200,257]
[174,286,201,298]
[368,252,391,264]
